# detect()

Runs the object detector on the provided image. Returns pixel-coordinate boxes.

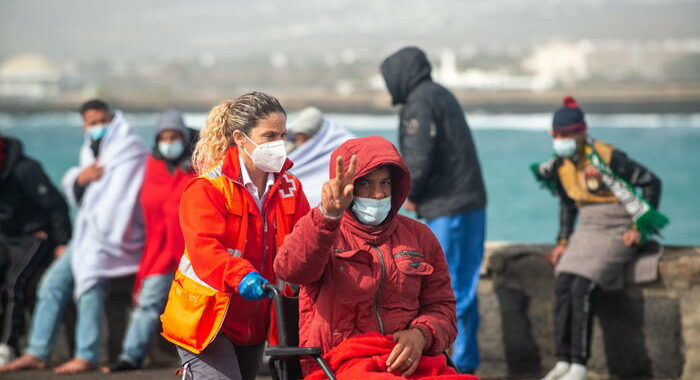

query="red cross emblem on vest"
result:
[279,174,297,199]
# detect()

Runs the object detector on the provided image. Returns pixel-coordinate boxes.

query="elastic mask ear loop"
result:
[238,132,256,160]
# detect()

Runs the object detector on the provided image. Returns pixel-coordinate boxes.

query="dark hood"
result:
[154,108,192,141]
[152,109,198,171]
[0,136,24,182]
[151,126,198,169]
[380,46,432,105]
[330,136,410,244]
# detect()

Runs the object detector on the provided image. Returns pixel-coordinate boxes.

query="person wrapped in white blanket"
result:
[0,99,147,375]
[287,107,353,207]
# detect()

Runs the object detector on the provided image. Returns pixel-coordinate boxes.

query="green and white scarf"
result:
[585,144,668,242]
[531,143,669,242]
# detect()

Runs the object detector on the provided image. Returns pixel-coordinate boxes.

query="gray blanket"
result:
[556,202,663,290]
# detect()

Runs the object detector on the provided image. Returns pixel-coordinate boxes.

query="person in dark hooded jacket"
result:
[380,46,487,373]
[0,134,71,365]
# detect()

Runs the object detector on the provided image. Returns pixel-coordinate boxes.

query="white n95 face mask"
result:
[241,133,287,173]
[351,196,392,225]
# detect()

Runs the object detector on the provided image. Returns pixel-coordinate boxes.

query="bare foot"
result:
[0,354,47,372]
[53,358,96,375]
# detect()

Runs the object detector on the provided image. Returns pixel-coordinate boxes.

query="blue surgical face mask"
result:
[553,138,577,157]
[87,125,108,141]
[351,196,392,226]
[158,140,185,160]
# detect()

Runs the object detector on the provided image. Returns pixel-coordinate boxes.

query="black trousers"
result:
[0,236,53,350]
[554,272,600,365]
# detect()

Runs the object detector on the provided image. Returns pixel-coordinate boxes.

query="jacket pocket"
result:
[331,249,374,302]
[393,250,434,296]
[160,273,230,354]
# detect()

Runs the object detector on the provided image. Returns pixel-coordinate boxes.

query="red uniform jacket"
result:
[176,147,309,346]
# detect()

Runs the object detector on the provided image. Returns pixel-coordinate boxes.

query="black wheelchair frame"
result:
[263,283,337,380]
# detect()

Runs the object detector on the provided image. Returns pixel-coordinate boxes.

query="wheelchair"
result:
[263,283,336,380]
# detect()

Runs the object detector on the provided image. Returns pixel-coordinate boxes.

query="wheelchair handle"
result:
[262,282,282,298]
[261,283,289,346]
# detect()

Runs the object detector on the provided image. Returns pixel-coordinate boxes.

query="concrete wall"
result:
[478,242,700,380]
[38,242,699,379]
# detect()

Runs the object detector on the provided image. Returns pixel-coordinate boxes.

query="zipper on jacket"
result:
[371,245,386,334]
[392,250,424,258]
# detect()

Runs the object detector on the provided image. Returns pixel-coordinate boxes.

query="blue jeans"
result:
[427,208,486,373]
[119,273,173,367]
[25,249,104,364]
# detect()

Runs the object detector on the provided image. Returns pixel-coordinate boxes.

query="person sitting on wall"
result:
[104,109,198,372]
[0,133,71,366]
[532,96,667,380]
[0,99,148,375]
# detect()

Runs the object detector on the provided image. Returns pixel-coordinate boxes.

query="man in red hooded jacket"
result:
[275,136,456,377]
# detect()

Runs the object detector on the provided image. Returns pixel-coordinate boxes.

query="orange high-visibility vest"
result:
[160,150,306,354]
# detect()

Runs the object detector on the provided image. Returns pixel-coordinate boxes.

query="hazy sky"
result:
[1,0,699,61]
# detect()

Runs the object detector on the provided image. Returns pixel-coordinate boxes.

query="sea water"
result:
[1,111,698,245]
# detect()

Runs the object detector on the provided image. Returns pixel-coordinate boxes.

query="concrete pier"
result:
[479,242,699,380]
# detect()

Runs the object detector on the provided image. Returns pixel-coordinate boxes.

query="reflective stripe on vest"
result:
[178,253,215,289]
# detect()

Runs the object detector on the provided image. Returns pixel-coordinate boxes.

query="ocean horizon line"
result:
[1,111,699,131]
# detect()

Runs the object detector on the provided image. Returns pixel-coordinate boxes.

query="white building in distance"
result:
[0,54,64,100]
[522,41,593,89]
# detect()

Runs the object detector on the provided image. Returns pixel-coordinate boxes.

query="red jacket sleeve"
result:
[409,224,458,355]
[179,178,257,293]
[274,207,340,285]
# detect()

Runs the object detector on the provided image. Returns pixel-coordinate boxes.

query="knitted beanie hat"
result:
[553,96,587,134]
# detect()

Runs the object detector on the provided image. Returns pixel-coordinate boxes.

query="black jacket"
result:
[535,145,662,243]
[0,137,71,244]
[381,47,487,219]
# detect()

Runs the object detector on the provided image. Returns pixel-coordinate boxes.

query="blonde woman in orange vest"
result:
[160,92,310,380]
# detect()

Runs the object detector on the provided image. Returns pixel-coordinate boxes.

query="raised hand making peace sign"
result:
[320,155,357,218]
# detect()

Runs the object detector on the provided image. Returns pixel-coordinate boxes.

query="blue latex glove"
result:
[237,271,270,301]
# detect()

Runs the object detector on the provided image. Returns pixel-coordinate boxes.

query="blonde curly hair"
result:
[192,92,286,174]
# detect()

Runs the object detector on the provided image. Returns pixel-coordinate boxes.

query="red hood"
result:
[330,136,410,243]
